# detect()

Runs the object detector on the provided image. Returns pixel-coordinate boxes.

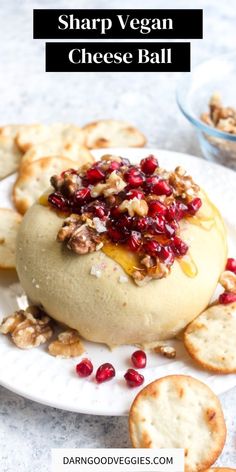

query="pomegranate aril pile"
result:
[48,155,202,280]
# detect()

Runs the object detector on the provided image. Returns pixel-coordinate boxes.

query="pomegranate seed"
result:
[148,200,166,217]
[74,188,91,204]
[108,161,121,171]
[128,231,142,252]
[171,236,189,256]
[152,180,173,196]
[110,206,121,218]
[219,292,236,304]
[140,155,158,175]
[93,204,107,219]
[86,167,105,184]
[159,245,175,265]
[76,358,93,377]
[187,197,202,215]
[143,239,161,256]
[131,350,147,368]
[124,369,144,388]
[144,175,160,191]
[165,221,178,238]
[166,201,188,222]
[117,214,133,230]
[126,189,144,200]
[96,363,115,383]
[108,226,127,242]
[124,168,144,187]
[61,168,77,177]
[150,215,166,235]
[134,216,149,232]
[48,192,69,212]
[226,258,236,274]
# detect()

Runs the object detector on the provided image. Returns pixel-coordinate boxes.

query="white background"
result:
[0,0,236,471]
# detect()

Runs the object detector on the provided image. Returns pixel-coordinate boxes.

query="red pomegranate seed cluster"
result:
[48,155,202,279]
[219,257,236,305]
[75,349,147,388]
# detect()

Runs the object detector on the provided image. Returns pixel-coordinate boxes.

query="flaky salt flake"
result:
[118,275,128,284]
[90,265,102,278]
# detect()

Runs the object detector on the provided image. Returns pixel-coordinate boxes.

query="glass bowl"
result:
[177,52,236,170]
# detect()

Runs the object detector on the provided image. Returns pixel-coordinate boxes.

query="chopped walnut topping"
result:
[219,270,236,293]
[154,345,176,359]
[0,307,53,349]
[48,329,84,358]
[91,171,126,198]
[119,198,148,217]
[57,215,102,254]
[51,173,81,197]
[169,166,199,200]
[133,255,170,284]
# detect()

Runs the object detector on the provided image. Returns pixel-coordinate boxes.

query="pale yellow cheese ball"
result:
[16,195,227,346]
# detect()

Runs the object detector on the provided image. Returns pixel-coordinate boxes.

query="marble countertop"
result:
[0,0,236,470]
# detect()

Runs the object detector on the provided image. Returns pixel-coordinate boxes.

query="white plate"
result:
[0,148,236,416]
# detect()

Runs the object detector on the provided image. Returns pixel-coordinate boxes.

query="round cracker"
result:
[184,303,236,374]
[129,375,226,472]
[16,123,85,152]
[20,140,93,171]
[82,119,146,149]
[13,157,80,215]
[0,136,23,180]
[203,469,236,471]
[0,209,22,269]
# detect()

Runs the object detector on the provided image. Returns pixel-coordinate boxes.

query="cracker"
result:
[0,136,23,180]
[203,469,236,472]
[13,157,79,214]
[184,303,236,374]
[0,124,28,139]
[129,375,226,472]
[0,209,22,269]
[16,123,85,152]
[20,140,93,170]
[83,120,146,148]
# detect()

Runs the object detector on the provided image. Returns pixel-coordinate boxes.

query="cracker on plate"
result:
[0,208,22,269]
[184,302,236,374]
[0,136,23,180]
[203,469,236,471]
[16,123,85,152]
[13,156,79,215]
[82,119,147,149]
[20,140,93,170]
[129,375,226,472]
[0,124,29,139]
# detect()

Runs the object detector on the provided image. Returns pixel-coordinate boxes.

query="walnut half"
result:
[48,329,84,358]
[0,307,53,349]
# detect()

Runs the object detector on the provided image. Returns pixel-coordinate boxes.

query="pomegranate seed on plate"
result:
[96,363,116,383]
[76,358,93,377]
[152,180,173,196]
[187,197,202,215]
[131,350,147,368]
[219,292,236,305]
[225,258,236,274]
[124,369,144,388]
[140,155,158,175]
